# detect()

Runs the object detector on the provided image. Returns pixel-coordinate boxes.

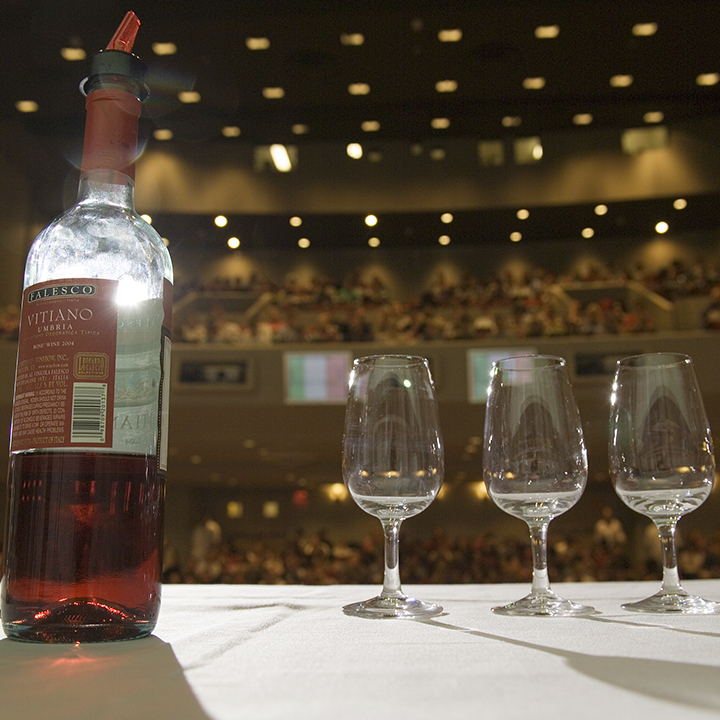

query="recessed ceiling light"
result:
[178,91,201,103]
[368,237,380,247]
[153,128,173,140]
[516,209,530,220]
[292,124,310,134]
[246,37,270,50]
[644,111,664,123]
[340,33,364,46]
[696,73,720,86]
[348,83,371,95]
[582,227,595,238]
[365,214,378,227]
[632,22,657,36]
[438,235,451,245]
[60,47,86,61]
[361,120,380,131]
[215,215,228,227]
[435,80,458,92]
[510,232,522,242]
[441,213,453,224]
[595,204,608,215]
[535,25,560,38]
[429,147,446,160]
[673,198,687,210]
[610,74,633,87]
[347,143,363,159]
[263,87,285,99]
[289,216,302,227]
[222,126,241,137]
[655,221,669,234]
[141,214,152,224]
[573,113,593,125]
[438,29,462,42]
[431,117,450,129]
[227,237,240,249]
[523,77,546,90]
[502,116,522,127]
[298,237,310,248]
[152,42,177,55]
[162,237,170,247]
[15,100,39,113]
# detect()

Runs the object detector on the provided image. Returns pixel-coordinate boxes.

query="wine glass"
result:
[483,355,595,616]
[342,355,444,619]
[609,352,719,613]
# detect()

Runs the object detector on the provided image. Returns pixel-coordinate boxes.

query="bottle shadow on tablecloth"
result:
[0,635,211,720]
[424,618,720,713]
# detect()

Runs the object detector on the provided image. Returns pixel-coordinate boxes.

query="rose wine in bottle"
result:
[1,12,173,642]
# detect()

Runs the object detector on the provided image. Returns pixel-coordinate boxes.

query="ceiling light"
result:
[438,29,462,42]
[595,204,608,215]
[289,216,303,227]
[227,237,240,249]
[222,126,241,137]
[162,237,170,247]
[429,147,446,160]
[215,215,228,227]
[523,77,546,90]
[438,235,451,245]
[152,42,177,55]
[510,232,522,242]
[141,214,152,224]
[15,100,39,113]
[431,117,450,129]
[246,37,270,50]
[361,120,380,131]
[535,25,560,38]
[610,74,633,87]
[502,116,522,127]
[581,227,595,238]
[368,237,380,247]
[410,144,424,156]
[270,144,293,172]
[263,87,285,99]
[643,111,664,123]
[516,209,529,220]
[292,124,310,134]
[348,83,371,95]
[441,213,453,224]
[340,33,364,46]
[367,150,383,162]
[573,113,593,125]
[673,198,687,210]
[60,47,86,61]
[697,73,720,86]
[632,22,657,36]
[178,91,201,103]
[435,80,458,92]
[153,128,173,140]
[365,214,378,227]
[298,238,310,248]
[655,221,669,234]
[347,143,363,159]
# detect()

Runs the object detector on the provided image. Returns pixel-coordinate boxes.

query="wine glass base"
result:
[492,591,596,617]
[343,593,443,619]
[622,590,720,614]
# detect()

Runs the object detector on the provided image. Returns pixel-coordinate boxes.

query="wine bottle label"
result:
[11,278,170,457]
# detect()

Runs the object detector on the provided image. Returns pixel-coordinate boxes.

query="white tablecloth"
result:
[1,581,720,720]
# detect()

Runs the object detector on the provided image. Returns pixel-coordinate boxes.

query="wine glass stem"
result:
[655,519,683,593]
[528,522,552,595]
[380,518,403,598]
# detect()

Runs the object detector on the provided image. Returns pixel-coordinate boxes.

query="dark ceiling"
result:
[4,0,720,145]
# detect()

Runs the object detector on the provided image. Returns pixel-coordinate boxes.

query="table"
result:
[1,581,719,720]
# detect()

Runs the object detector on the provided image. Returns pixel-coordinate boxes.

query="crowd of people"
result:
[165,513,720,587]
[177,258,720,345]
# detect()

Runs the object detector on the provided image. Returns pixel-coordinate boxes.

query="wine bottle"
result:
[1,12,173,642]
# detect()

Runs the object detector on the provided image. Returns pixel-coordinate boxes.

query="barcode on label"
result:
[71,382,108,444]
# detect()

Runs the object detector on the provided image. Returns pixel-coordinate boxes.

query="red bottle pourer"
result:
[106,11,141,52]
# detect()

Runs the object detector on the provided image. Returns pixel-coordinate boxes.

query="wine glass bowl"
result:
[483,355,595,616]
[609,352,719,613]
[342,355,444,619]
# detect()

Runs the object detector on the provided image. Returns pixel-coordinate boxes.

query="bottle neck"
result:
[76,168,136,209]
[80,85,142,179]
